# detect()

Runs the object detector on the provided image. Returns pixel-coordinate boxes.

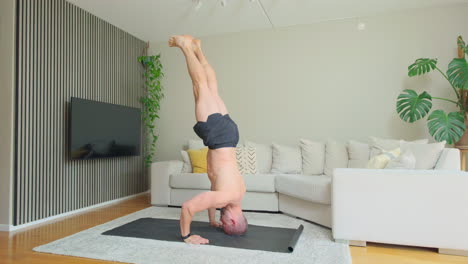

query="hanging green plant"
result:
[138,54,164,166]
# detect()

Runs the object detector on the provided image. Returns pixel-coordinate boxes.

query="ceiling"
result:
[67,0,468,43]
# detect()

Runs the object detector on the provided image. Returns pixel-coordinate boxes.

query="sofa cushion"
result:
[369,136,428,157]
[236,146,258,174]
[245,141,272,173]
[170,173,276,193]
[187,147,208,173]
[271,143,302,174]
[300,139,325,175]
[385,149,416,169]
[275,174,331,205]
[366,148,401,169]
[180,150,192,173]
[347,140,370,168]
[324,139,348,176]
[400,141,446,169]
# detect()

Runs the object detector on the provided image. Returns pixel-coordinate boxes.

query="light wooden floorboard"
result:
[1,193,467,264]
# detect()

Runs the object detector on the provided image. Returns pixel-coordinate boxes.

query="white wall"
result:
[0,0,16,226]
[151,4,468,161]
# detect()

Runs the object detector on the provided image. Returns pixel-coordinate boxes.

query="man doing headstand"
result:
[168,35,248,245]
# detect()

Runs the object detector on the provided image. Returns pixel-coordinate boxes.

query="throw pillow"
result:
[385,149,416,169]
[369,136,428,157]
[347,140,370,168]
[245,141,272,173]
[188,139,205,150]
[187,147,208,173]
[236,146,258,175]
[299,139,325,175]
[367,148,401,169]
[324,139,349,176]
[271,143,302,174]
[180,150,192,173]
[400,141,446,169]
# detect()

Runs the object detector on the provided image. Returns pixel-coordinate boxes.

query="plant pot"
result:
[455,119,468,147]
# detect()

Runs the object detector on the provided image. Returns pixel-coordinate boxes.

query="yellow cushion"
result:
[187,147,208,173]
[366,148,401,169]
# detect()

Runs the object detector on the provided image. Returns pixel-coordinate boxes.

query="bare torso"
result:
[207,148,246,205]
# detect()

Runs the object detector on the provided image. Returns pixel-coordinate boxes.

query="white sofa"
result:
[332,149,468,256]
[151,140,460,231]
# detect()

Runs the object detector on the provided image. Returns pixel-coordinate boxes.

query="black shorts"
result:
[193,113,239,149]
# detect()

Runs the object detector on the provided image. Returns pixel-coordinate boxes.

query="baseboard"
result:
[439,248,468,257]
[349,240,367,247]
[0,224,11,232]
[3,190,149,233]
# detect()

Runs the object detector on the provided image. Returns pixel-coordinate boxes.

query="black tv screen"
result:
[70,97,141,160]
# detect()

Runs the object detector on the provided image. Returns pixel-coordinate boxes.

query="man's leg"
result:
[193,39,228,115]
[169,35,220,122]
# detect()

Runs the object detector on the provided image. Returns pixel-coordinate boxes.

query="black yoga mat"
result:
[102,218,304,253]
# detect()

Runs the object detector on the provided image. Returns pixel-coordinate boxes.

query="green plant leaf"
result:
[427,110,465,144]
[447,58,468,89]
[408,58,438,77]
[396,89,432,123]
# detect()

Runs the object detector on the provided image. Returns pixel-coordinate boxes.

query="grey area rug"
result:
[33,207,351,264]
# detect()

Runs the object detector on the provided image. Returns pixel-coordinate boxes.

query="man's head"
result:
[220,204,248,235]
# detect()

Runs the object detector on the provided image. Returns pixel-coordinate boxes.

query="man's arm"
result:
[180,191,232,244]
[208,207,216,223]
[208,185,222,227]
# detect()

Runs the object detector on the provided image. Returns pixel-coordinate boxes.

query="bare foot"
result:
[168,35,193,49]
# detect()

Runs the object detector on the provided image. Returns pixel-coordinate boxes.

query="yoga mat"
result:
[102,218,303,253]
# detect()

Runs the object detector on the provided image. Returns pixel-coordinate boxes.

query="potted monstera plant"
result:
[397,36,468,145]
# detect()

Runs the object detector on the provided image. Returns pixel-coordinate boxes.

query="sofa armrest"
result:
[151,160,183,206]
[435,148,460,170]
[332,168,468,250]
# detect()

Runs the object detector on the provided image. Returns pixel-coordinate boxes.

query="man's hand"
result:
[184,235,209,245]
[210,221,223,228]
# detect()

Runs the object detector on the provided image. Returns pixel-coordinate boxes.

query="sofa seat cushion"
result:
[275,174,331,205]
[170,173,276,193]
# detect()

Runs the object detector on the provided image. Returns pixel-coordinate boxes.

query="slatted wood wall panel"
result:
[15,0,147,225]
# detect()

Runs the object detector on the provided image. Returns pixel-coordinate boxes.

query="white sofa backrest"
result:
[183,140,460,176]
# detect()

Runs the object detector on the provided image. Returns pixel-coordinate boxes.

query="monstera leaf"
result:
[396,89,432,123]
[447,58,468,89]
[408,58,438,77]
[427,110,465,144]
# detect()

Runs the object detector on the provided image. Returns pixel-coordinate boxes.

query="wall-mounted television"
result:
[70,97,141,160]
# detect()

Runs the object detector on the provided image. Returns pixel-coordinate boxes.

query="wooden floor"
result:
[1,193,467,264]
